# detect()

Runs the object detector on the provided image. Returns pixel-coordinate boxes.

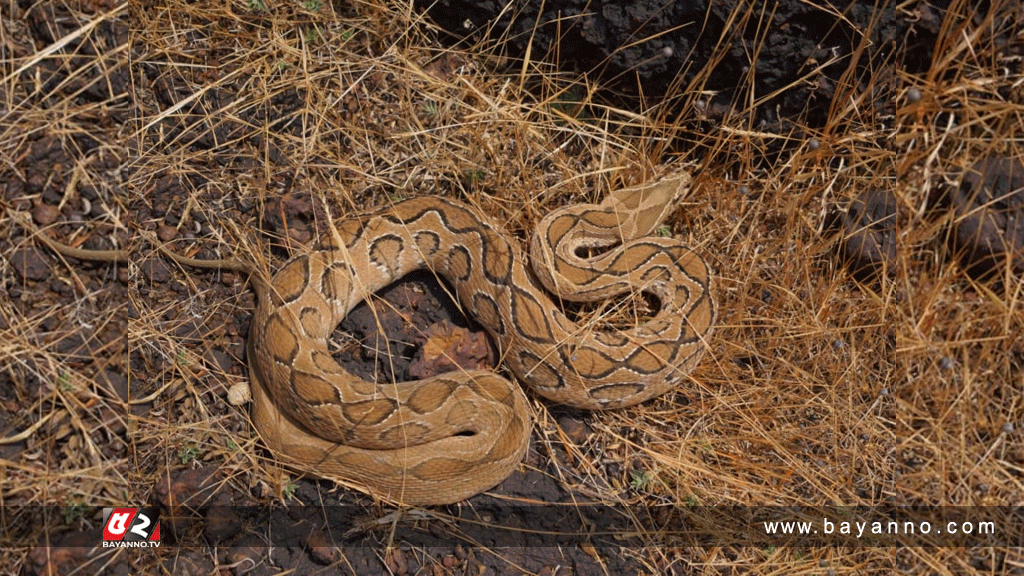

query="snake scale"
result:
[25,171,715,504]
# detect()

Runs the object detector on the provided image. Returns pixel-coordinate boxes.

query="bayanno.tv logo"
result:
[101,507,161,548]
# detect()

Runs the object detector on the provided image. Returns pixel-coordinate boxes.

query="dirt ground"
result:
[2,0,1023,575]
[418,0,947,130]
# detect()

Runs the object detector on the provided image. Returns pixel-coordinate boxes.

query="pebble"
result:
[304,530,339,565]
[157,224,179,242]
[10,248,50,282]
[839,189,902,273]
[951,157,1024,274]
[557,415,591,443]
[32,202,60,226]
[227,382,251,406]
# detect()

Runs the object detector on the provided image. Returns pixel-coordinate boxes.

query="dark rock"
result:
[10,247,50,282]
[416,0,950,128]
[839,188,904,274]
[950,157,1024,276]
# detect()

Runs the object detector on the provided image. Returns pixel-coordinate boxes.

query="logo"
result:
[101,507,161,548]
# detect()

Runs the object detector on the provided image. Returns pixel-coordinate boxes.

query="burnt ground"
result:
[2,0,1024,575]
[419,0,947,130]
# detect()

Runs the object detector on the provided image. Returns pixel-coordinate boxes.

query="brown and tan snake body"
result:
[248,172,715,503]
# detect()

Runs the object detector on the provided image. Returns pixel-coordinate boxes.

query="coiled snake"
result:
[25,171,715,504]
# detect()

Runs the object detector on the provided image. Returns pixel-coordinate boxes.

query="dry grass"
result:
[1,0,1022,573]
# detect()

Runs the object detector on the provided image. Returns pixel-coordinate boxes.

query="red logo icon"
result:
[102,507,161,547]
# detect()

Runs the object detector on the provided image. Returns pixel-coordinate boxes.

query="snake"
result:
[22,171,715,504]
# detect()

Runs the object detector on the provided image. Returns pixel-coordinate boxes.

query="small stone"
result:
[304,530,339,565]
[227,382,251,406]
[839,189,903,274]
[140,258,171,283]
[10,248,50,281]
[157,224,179,242]
[32,202,60,226]
[950,157,1024,275]
[557,415,591,443]
[153,466,222,509]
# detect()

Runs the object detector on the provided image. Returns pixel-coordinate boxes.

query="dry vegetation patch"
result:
[1,0,1022,574]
